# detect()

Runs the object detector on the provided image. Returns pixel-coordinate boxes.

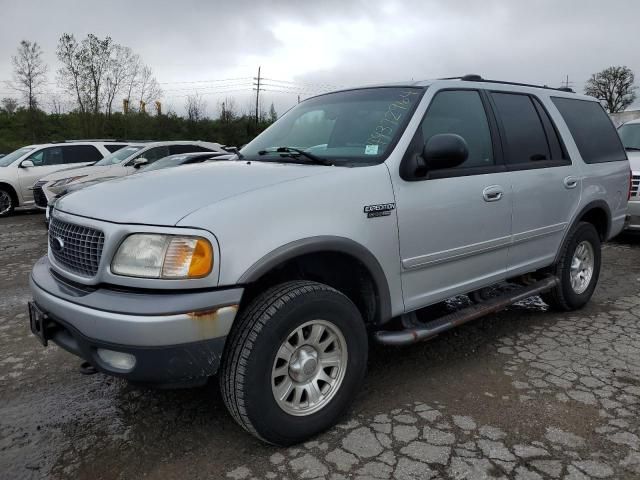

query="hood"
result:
[628,151,640,172]
[55,161,335,225]
[42,164,119,183]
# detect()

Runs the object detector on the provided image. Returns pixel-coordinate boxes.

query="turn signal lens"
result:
[162,237,213,278]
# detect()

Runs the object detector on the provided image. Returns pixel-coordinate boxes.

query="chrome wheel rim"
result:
[0,191,11,215]
[271,319,348,416]
[570,240,594,294]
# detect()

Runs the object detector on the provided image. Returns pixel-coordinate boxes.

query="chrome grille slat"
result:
[632,174,639,197]
[49,217,104,277]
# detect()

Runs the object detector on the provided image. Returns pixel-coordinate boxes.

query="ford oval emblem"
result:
[52,237,64,252]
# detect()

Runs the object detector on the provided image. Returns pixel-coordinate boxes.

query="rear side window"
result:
[104,144,128,153]
[63,145,103,164]
[551,97,626,163]
[491,93,550,164]
[169,144,213,155]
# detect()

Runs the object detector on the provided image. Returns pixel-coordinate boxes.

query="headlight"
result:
[111,234,213,279]
[51,175,88,187]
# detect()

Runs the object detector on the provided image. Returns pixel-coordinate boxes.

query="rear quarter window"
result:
[551,97,627,163]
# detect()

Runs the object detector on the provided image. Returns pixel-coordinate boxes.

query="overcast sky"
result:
[1,0,639,116]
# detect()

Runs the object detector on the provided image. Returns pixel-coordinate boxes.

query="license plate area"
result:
[29,301,49,346]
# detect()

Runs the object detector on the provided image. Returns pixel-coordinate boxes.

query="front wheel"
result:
[542,222,601,311]
[220,281,368,445]
[0,187,15,217]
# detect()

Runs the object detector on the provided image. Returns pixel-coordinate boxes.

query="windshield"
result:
[618,123,640,150]
[94,145,144,166]
[0,147,35,167]
[241,87,424,165]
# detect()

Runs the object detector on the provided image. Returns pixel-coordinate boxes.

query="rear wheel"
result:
[542,222,601,311]
[0,187,15,217]
[220,281,368,445]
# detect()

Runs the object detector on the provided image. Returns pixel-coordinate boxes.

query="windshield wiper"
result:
[625,146,640,151]
[224,146,245,160]
[257,146,333,166]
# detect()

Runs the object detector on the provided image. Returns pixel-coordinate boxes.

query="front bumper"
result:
[29,256,243,386]
[626,200,640,231]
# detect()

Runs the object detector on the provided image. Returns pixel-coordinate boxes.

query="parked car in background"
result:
[618,119,640,230]
[28,77,629,445]
[0,141,128,216]
[141,151,234,172]
[34,141,225,209]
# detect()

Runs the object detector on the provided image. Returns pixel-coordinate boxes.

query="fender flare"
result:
[238,236,392,324]
[554,200,611,264]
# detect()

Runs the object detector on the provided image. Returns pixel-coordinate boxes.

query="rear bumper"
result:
[29,256,244,386]
[627,200,640,231]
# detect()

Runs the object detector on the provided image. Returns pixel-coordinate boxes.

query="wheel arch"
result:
[237,236,392,325]
[554,200,611,263]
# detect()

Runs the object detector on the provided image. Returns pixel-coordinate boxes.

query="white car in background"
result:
[35,141,225,209]
[0,141,128,216]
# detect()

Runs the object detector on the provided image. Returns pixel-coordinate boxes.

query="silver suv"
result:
[28,76,630,445]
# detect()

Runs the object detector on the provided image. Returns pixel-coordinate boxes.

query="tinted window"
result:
[551,97,626,163]
[617,123,640,150]
[137,146,170,163]
[63,145,103,164]
[491,93,550,163]
[531,97,566,161]
[0,147,35,167]
[420,90,493,168]
[105,144,128,153]
[27,147,64,166]
[169,144,211,155]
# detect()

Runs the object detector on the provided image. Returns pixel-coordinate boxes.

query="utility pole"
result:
[253,66,262,126]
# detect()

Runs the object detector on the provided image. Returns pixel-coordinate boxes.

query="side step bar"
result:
[374,276,559,346]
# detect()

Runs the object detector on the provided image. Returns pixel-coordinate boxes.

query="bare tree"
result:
[218,96,237,122]
[1,97,19,114]
[104,45,136,115]
[585,66,637,113]
[11,40,48,111]
[137,65,162,106]
[57,33,89,113]
[185,92,207,122]
[268,102,278,122]
[81,34,113,114]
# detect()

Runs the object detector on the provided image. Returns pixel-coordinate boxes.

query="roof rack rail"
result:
[441,74,575,93]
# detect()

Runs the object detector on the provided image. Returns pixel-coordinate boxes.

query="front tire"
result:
[220,281,368,445]
[542,222,601,311]
[0,187,15,217]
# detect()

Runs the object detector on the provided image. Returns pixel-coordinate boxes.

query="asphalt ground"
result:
[1,211,639,479]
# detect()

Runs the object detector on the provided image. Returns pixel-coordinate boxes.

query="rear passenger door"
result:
[488,92,580,276]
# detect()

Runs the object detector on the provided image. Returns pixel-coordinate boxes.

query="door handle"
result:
[483,185,503,202]
[563,176,579,189]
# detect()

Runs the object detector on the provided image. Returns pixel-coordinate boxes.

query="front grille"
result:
[33,182,47,208]
[632,173,639,197]
[49,217,105,277]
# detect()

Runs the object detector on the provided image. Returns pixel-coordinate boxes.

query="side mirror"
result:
[20,160,35,168]
[133,158,148,169]
[422,134,469,171]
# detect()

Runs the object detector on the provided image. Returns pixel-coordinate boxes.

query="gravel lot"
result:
[1,212,639,480]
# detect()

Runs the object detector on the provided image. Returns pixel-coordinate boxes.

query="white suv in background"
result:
[0,141,128,216]
[35,141,224,209]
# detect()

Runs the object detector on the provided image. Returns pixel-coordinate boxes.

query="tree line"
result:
[1,35,276,153]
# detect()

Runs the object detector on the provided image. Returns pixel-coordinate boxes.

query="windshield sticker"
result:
[365,145,379,155]
[366,90,420,148]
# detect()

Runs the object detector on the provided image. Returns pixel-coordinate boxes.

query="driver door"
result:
[17,147,66,204]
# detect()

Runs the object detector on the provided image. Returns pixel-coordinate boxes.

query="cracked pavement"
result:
[1,212,639,479]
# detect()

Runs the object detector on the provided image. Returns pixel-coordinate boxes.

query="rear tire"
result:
[542,222,601,311]
[0,187,15,217]
[220,280,368,445]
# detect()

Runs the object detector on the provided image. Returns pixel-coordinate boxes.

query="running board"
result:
[374,276,559,346]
